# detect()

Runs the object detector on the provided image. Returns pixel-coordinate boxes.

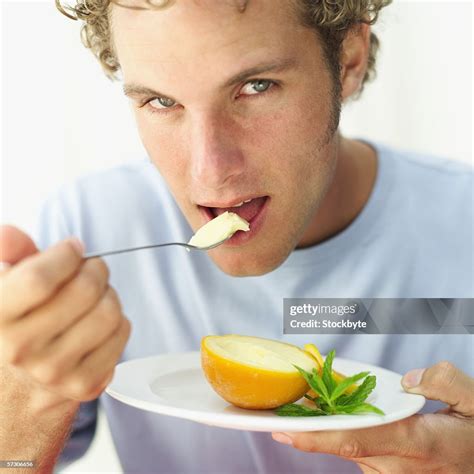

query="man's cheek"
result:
[240,110,292,151]
[138,122,186,175]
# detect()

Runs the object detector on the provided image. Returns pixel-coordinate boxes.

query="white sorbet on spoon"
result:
[188,211,250,248]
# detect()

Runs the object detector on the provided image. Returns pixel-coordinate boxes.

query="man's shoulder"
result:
[382,144,473,210]
[388,145,472,185]
[379,144,472,254]
[51,158,172,209]
[69,158,164,193]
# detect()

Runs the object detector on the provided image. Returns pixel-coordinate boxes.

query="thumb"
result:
[402,362,474,417]
[0,225,39,266]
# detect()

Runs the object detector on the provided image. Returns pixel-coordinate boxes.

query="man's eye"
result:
[148,97,176,109]
[240,79,274,96]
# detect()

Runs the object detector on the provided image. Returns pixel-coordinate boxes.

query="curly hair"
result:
[56,0,391,94]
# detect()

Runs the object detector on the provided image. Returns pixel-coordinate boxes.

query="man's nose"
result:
[189,112,245,189]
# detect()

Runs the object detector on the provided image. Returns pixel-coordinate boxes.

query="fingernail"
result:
[68,237,84,256]
[0,261,11,271]
[402,368,425,389]
[272,433,293,446]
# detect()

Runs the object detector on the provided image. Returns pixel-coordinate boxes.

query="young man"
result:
[1,0,472,472]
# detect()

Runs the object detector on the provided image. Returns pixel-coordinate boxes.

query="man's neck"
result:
[297,136,378,248]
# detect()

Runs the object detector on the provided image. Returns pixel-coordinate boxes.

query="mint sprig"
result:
[275,350,384,417]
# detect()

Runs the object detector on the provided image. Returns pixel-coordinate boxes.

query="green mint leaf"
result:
[294,366,330,402]
[318,401,334,414]
[336,402,385,416]
[322,350,336,396]
[329,371,370,402]
[339,375,377,406]
[276,404,327,417]
[310,369,331,402]
[336,394,350,404]
[353,403,385,415]
[294,365,315,389]
[286,351,383,418]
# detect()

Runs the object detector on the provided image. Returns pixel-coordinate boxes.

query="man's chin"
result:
[207,245,292,277]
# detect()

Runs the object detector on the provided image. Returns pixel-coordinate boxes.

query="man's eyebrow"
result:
[123,58,297,99]
[123,84,169,99]
[222,58,297,88]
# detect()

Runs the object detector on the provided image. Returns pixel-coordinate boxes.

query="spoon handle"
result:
[84,242,199,259]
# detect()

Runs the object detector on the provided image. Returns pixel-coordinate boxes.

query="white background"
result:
[0,1,472,473]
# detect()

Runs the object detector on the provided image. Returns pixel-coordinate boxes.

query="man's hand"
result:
[272,362,474,474]
[0,225,131,406]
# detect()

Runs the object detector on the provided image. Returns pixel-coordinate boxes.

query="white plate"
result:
[105,352,425,432]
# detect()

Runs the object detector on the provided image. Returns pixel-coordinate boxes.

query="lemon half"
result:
[201,335,318,409]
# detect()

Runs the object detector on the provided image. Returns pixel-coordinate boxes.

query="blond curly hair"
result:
[56,0,391,93]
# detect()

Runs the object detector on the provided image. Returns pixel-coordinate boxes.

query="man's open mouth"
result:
[199,196,269,223]
[197,196,270,246]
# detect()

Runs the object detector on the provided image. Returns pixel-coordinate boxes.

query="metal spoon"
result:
[83,236,230,259]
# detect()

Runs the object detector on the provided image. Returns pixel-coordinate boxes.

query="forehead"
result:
[110,0,313,84]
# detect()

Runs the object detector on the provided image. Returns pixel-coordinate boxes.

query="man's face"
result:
[112,0,339,276]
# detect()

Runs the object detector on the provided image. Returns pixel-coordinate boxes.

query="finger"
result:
[272,415,427,458]
[402,362,474,417]
[64,317,131,401]
[358,462,381,474]
[21,287,123,379]
[0,259,109,364]
[0,225,38,264]
[0,237,84,321]
[41,367,116,405]
[358,456,417,474]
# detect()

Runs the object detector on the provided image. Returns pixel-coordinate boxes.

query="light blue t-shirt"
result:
[37,141,473,474]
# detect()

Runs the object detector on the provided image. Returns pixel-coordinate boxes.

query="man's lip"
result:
[198,196,269,223]
[196,195,266,208]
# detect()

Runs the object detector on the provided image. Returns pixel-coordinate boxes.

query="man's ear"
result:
[340,23,371,100]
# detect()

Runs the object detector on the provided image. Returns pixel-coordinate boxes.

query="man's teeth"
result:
[232,199,252,208]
